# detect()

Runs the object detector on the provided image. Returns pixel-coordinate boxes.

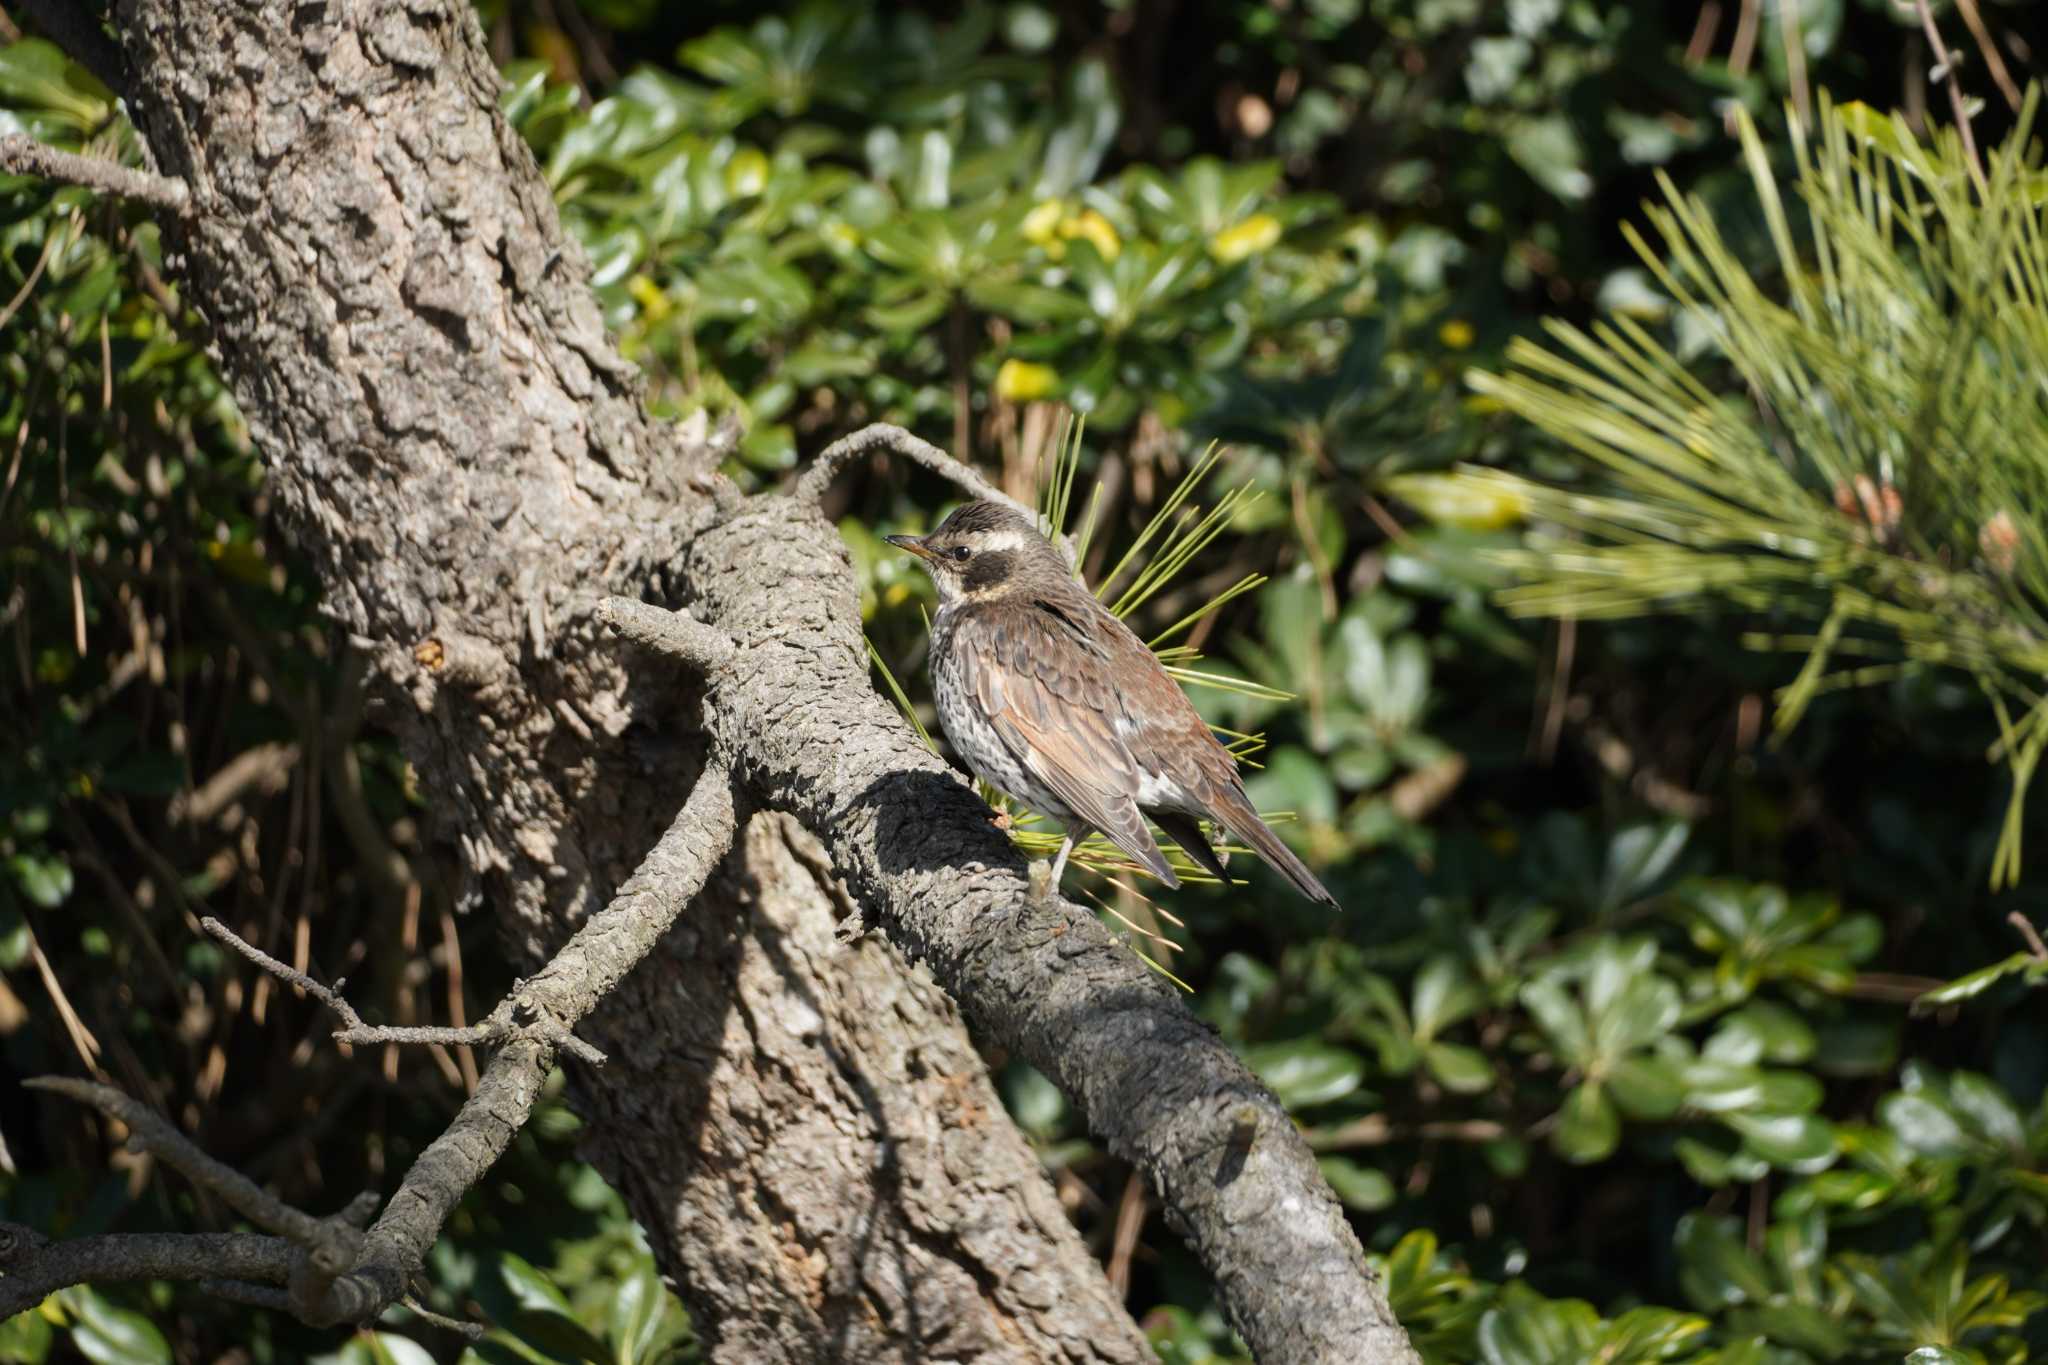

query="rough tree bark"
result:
[3,1,1418,1360]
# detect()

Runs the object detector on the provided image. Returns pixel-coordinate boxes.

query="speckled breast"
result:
[930,611,1075,824]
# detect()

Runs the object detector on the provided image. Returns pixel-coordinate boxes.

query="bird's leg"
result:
[1032,832,1078,904]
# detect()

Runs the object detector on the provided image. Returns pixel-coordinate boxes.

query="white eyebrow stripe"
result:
[971,529,1037,553]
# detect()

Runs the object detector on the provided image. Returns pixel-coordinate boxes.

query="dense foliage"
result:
[3,2,2045,1362]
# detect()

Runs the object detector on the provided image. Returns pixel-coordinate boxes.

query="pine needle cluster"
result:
[1453,94,2048,885]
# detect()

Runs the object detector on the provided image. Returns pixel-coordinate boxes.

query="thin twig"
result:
[1912,0,1986,189]
[200,915,604,1062]
[202,916,369,1032]
[1951,0,2021,112]
[403,1295,488,1340]
[1104,1169,1148,1298]
[2010,910,2048,962]
[0,134,190,214]
[794,421,1035,524]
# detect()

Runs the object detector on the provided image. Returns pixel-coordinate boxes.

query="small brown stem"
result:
[2009,910,2048,962]
[0,134,189,214]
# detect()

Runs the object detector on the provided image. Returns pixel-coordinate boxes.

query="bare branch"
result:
[0,1224,290,1317]
[596,598,736,671]
[8,1,129,97]
[794,421,1034,521]
[402,1296,488,1341]
[0,134,189,215]
[485,760,738,1027]
[23,1077,361,1266]
[168,742,300,827]
[200,916,370,1033]
[11,761,741,1328]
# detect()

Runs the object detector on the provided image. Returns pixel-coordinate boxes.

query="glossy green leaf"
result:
[1552,1082,1620,1164]
[1725,1112,1836,1169]
[62,1289,170,1365]
[8,852,73,908]
[1422,1041,1496,1095]
[1913,952,2047,1012]
[1411,956,1483,1041]
[1240,1039,1366,1109]
[1607,1054,1685,1120]
[1317,1155,1396,1211]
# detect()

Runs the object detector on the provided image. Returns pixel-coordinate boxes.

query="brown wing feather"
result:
[955,604,1178,886]
[1083,596,1340,907]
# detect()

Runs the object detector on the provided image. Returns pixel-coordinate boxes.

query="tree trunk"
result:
[107,0,1150,1357]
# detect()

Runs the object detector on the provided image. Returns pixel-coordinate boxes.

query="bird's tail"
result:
[1208,784,1339,908]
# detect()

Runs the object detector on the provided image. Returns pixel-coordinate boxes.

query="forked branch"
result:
[5,762,738,1328]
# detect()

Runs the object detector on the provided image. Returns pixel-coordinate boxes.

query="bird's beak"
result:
[885,533,938,562]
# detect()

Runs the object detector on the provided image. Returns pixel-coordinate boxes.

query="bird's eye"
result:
[950,546,972,562]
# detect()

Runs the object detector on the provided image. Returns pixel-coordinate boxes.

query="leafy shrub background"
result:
[3,2,2046,1362]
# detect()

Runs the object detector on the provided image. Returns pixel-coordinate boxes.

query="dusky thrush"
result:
[887,500,1338,906]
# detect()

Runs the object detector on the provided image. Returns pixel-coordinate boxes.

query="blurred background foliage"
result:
[4,0,2048,1361]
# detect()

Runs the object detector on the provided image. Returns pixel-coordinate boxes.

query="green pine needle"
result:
[1453,91,2048,885]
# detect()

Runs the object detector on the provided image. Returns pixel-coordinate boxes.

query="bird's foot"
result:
[1029,858,1057,904]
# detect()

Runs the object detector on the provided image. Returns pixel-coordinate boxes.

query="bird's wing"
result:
[953,601,1177,885]
[1089,600,1341,907]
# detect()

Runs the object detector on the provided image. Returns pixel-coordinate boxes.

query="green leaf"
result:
[1520,977,1592,1067]
[1725,1112,1836,1169]
[1552,1082,1620,1164]
[1317,1155,1396,1211]
[1947,1070,2025,1150]
[504,1312,610,1365]
[8,853,73,908]
[1596,1305,1709,1359]
[1476,1283,1601,1365]
[1598,821,1688,912]
[0,40,111,126]
[1240,1039,1366,1109]
[0,1300,52,1364]
[1411,956,1482,1041]
[1912,951,2046,1012]
[1607,1055,1685,1120]
[1881,1092,1975,1158]
[494,1252,577,1316]
[1706,1003,1816,1066]
[1421,1041,1496,1095]
[606,1258,670,1365]
[1589,972,1681,1061]
[62,1289,170,1365]
[316,1334,438,1365]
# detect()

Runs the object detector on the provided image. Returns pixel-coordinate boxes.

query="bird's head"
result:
[885,501,1065,606]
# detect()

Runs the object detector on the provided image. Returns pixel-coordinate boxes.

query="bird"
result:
[886,499,1338,907]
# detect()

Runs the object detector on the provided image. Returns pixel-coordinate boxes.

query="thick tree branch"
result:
[10,765,738,1328]
[6,1,129,97]
[0,134,188,215]
[659,500,1419,1365]
[0,1225,288,1316]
